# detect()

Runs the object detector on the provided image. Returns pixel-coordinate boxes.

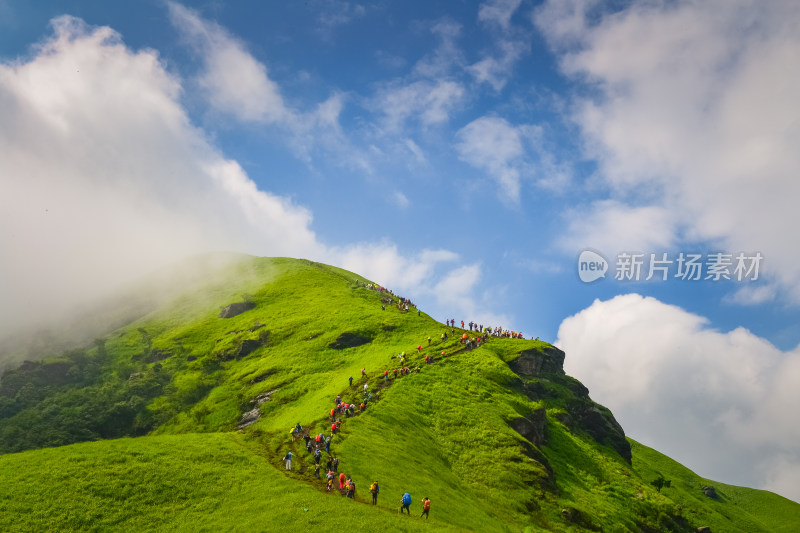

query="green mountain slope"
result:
[0,256,797,531]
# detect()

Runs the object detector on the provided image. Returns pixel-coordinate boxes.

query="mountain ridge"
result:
[0,255,797,531]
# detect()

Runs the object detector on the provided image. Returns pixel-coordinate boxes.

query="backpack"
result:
[424,499,431,510]
[402,493,411,505]
[370,482,377,493]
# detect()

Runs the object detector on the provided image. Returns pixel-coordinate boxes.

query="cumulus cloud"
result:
[536,0,800,303]
[0,15,324,335]
[456,116,526,202]
[559,200,677,254]
[168,2,286,123]
[0,13,502,346]
[455,115,570,202]
[556,294,800,502]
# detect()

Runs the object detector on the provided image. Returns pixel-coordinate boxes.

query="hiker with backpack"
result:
[369,481,379,505]
[332,456,339,472]
[399,492,412,514]
[339,472,346,489]
[347,480,356,499]
[283,451,294,470]
[421,497,430,519]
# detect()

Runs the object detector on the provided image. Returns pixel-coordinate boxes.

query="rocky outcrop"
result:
[148,349,172,363]
[563,402,632,463]
[237,339,261,359]
[509,347,565,377]
[219,302,256,318]
[329,332,372,349]
[510,408,547,446]
[702,485,718,499]
[238,388,279,429]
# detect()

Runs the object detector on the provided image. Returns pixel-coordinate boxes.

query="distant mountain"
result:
[0,256,797,532]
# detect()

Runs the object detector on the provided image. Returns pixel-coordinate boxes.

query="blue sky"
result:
[2,0,800,502]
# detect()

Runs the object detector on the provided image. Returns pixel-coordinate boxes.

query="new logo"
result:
[578,250,608,283]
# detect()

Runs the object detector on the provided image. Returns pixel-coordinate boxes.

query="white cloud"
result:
[169,4,373,177]
[168,2,286,123]
[313,0,367,35]
[560,200,677,255]
[468,38,529,91]
[372,79,466,133]
[0,15,324,337]
[536,0,800,303]
[478,0,523,30]
[392,191,410,209]
[455,116,525,202]
[556,294,800,502]
[404,139,427,165]
[369,19,466,134]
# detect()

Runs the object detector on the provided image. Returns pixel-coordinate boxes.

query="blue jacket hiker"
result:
[400,492,411,514]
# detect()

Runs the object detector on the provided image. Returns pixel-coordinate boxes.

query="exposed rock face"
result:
[238,388,279,429]
[237,339,261,359]
[702,485,718,499]
[329,332,372,349]
[510,408,547,446]
[508,345,631,463]
[509,347,565,377]
[566,402,631,463]
[219,302,256,318]
[148,349,171,362]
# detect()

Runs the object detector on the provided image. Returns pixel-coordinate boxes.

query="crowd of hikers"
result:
[445,319,527,339]
[277,280,535,520]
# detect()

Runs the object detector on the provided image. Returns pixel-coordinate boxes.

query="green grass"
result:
[0,255,798,532]
[0,433,453,532]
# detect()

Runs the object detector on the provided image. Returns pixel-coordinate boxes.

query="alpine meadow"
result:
[0,256,797,532]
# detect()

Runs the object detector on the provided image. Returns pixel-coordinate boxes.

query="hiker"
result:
[339,472,346,489]
[361,368,365,376]
[335,394,341,405]
[332,456,339,472]
[303,433,311,446]
[417,345,422,352]
[360,402,366,412]
[369,481,379,505]
[306,440,313,453]
[384,370,389,381]
[331,422,336,434]
[400,492,412,514]
[326,473,334,492]
[290,427,297,442]
[314,448,321,465]
[393,368,398,379]
[349,376,353,386]
[363,383,368,394]
[330,408,336,422]
[461,320,465,328]
[314,464,320,479]
[347,480,356,499]
[283,451,294,470]
[326,456,333,471]
[325,436,331,453]
[421,497,430,519]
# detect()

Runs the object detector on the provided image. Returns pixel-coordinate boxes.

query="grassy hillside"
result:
[0,256,797,531]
